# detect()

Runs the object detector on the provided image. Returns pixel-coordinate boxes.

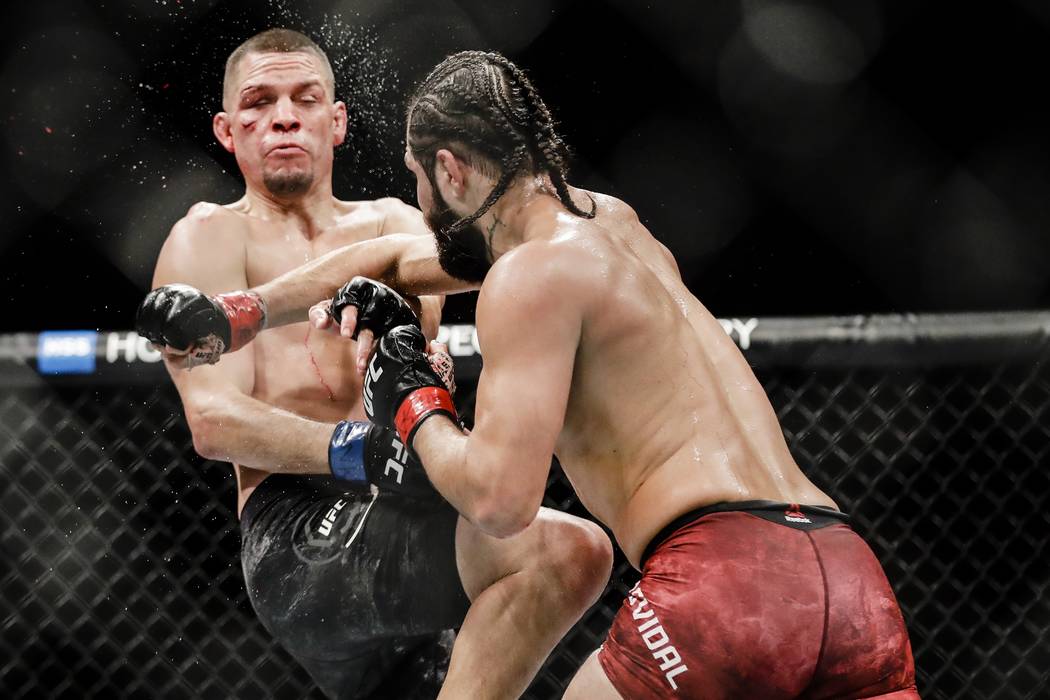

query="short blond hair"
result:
[223,28,335,108]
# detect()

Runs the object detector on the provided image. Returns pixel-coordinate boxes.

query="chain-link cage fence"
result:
[2,314,1049,699]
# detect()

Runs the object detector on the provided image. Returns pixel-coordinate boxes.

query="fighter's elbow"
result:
[184,400,231,461]
[471,489,541,539]
[186,413,219,460]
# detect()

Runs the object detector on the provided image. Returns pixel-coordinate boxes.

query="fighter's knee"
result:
[544,517,613,607]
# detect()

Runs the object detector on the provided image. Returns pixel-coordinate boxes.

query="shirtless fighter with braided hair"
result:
[146,50,919,698]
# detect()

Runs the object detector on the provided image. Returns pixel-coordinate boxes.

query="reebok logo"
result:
[785,503,811,524]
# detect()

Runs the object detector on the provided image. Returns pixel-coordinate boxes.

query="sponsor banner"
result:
[37,331,98,375]
[10,311,1045,385]
[102,331,163,364]
[718,318,759,350]
[21,322,757,381]
[435,324,483,357]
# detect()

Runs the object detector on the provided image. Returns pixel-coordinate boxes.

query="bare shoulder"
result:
[578,188,640,223]
[154,202,249,287]
[169,201,248,247]
[372,195,418,216]
[330,196,426,237]
[478,235,596,317]
[579,188,680,273]
[374,196,427,235]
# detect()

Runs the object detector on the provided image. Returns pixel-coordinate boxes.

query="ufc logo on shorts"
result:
[318,499,347,537]
[386,436,408,484]
[363,355,383,417]
[627,582,689,690]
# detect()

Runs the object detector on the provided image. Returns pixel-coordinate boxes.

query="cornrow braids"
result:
[407,51,595,235]
[481,53,595,220]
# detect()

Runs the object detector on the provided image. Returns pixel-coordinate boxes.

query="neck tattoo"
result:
[485,216,503,259]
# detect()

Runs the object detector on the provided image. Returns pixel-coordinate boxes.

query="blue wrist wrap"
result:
[329,420,370,483]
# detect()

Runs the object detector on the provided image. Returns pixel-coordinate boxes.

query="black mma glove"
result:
[364,325,458,447]
[328,420,439,499]
[136,284,266,366]
[330,276,419,339]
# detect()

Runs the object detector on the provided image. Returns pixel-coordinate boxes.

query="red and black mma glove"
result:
[329,276,419,339]
[135,283,265,366]
[364,325,458,448]
[327,420,441,500]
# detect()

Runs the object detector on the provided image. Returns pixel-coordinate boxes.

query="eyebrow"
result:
[239,80,326,98]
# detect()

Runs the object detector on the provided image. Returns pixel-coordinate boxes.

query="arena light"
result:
[741,2,871,86]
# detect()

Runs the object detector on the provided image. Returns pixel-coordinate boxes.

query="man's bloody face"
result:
[222,51,344,198]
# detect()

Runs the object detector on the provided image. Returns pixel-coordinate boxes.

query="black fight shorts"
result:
[240,474,471,699]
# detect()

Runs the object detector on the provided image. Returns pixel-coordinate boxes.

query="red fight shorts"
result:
[598,501,920,699]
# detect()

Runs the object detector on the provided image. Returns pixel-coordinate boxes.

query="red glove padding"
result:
[364,325,458,446]
[136,283,266,364]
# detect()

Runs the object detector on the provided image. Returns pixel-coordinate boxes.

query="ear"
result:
[332,100,348,146]
[434,148,468,201]
[213,112,235,153]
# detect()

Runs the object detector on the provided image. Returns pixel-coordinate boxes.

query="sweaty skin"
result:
[154,196,438,516]
[152,48,441,516]
[411,186,837,568]
[254,180,836,568]
[151,45,613,700]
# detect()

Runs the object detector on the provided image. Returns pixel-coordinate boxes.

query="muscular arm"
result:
[257,232,476,328]
[155,209,331,473]
[410,246,581,537]
[378,198,446,341]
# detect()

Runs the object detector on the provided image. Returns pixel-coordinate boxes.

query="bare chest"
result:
[244,211,383,287]
[251,322,366,423]
[240,209,384,419]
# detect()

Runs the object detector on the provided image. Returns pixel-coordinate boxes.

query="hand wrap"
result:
[328,420,439,499]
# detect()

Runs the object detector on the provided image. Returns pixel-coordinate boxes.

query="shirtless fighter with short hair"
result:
[136,33,611,699]
[146,49,918,698]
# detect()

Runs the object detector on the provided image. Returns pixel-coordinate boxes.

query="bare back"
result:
[548,192,836,567]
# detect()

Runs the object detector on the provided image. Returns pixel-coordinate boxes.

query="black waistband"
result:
[640,500,850,567]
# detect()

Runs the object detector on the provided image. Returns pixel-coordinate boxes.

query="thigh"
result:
[294,631,456,700]
[367,494,471,634]
[563,650,624,700]
[245,490,467,697]
[245,489,468,648]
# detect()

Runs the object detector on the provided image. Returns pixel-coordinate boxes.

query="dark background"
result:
[2,4,1050,698]
[2,0,1049,332]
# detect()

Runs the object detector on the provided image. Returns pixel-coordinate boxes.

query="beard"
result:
[425,188,493,284]
[262,167,314,197]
